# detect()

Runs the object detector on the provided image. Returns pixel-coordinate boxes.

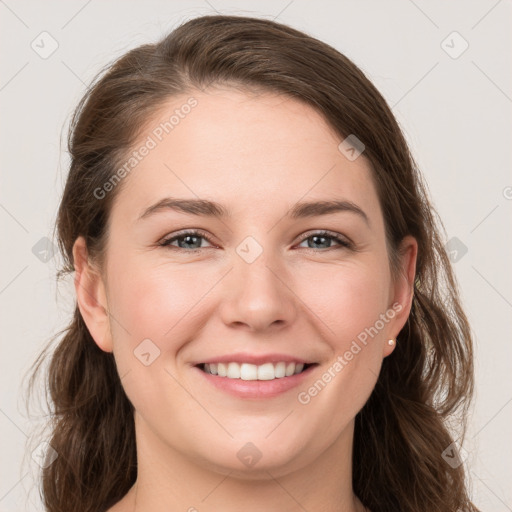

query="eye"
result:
[296,230,352,251]
[159,230,215,251]
[158,229,352,253]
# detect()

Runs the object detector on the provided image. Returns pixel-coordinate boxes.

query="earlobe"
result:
[72,236,113,353]
[383,338,397,357]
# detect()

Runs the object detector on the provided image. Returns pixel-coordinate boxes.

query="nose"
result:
[217,248,298,333]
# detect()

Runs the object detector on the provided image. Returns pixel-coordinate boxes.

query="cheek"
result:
[104,259,208,409]
[104,257,212,389]
[292,257,391,402]
[293,263,390,416]
[287,259,392,452]
[292,256,391,346]
[108,258,208,336]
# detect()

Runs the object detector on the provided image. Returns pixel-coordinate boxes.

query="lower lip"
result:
[195,365,316,399]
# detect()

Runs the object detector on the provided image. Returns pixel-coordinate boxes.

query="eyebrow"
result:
[138,197,370,226]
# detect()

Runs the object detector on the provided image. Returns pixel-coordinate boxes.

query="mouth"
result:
[196,361,316,381]
[193,359,319,399]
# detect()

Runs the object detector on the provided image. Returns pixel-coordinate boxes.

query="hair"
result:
[24,14,479,512]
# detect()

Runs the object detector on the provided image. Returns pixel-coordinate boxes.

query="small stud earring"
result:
[387,338,395,346]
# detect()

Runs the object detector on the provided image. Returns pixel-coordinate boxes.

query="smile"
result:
[200,361,313,381]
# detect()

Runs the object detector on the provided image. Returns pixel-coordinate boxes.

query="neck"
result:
[121,413,366,512]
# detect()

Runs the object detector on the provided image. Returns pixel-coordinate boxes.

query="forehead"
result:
[112,87,381,223]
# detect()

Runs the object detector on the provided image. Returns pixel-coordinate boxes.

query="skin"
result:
[73,87,417,512]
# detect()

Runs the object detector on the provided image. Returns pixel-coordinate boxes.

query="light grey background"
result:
[1,1,511,510]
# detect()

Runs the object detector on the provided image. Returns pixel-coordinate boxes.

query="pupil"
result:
[311,235,328,249]
[183,235,199,248]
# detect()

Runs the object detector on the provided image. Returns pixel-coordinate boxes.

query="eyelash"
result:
[158,229,353,253]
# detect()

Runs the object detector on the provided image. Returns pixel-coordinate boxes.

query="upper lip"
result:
[194,352,314,366]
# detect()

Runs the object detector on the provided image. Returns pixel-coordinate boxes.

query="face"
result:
[74,87,416,479]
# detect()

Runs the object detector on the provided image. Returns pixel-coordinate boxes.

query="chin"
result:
[186,432,313,478]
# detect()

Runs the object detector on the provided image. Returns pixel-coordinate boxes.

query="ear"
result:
[383,235,418,357]
[72,236,113,353]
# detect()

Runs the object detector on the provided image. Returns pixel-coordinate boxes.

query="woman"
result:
[27,14,479,512]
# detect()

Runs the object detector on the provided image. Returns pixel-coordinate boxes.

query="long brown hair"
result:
[24,14,479,512]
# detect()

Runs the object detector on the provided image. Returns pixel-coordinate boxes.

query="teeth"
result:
[202,361,308,380]
[218,363,227,377]
[285,362,295,377]
[227,362,240,379]
[257,363,274,381]
[274,362,286,378]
